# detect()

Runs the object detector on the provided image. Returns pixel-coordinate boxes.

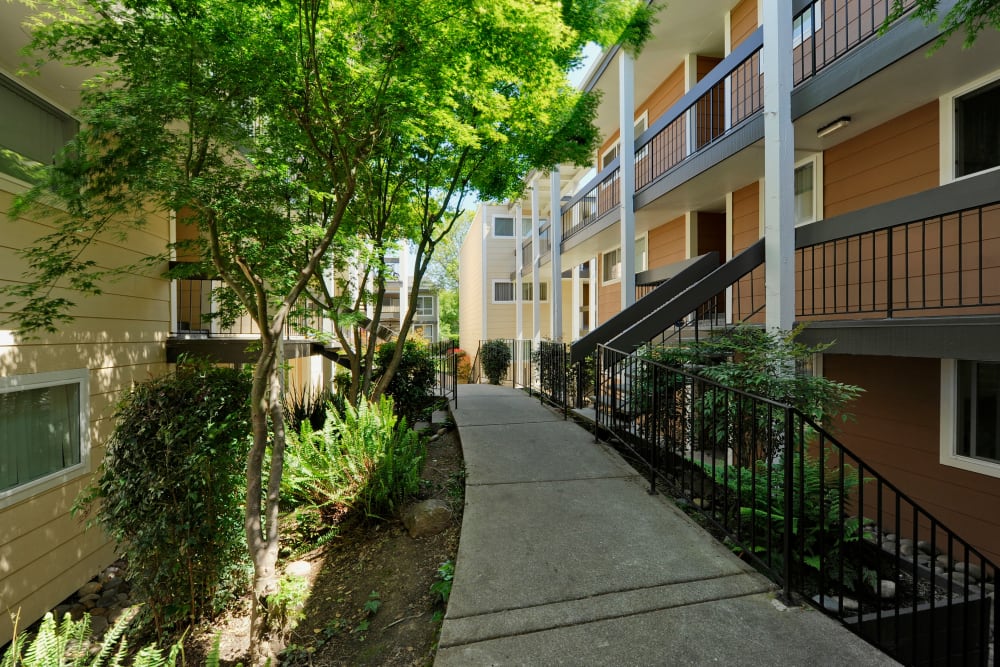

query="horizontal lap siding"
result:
[823,102,939,218]
[730,0,758,49]
[731,181,764,322]
[648,215,686,268]
[458,218,485,350]
[0,183,170,645]
[824,355,1000,564]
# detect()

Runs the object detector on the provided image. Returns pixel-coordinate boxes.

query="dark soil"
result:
[187,428,465,666]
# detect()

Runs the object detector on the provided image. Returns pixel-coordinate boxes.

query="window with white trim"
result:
[792,2,822,48]
[955,80,1000,178]
[0,75,77,183]
[941,359,1000,478]
[415,295,434,316]
[493,216,514,238]
[522,281,548,301]
[635,235,648,272]
[1,369,89,505]
[492,280,515,303]
[602,248,622,284]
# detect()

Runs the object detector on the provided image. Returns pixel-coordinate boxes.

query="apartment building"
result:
[460,0,1000,565]
[381,250,441,344]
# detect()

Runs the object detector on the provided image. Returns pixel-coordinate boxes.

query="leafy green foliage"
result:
[282,396,426,520]
[429,560,455,604]
[0,611,201,667]
[375,340,436,421]
[480,340,512,385]
[268,573,310,636]
[887,0,1000,48]
[75,362,251,635]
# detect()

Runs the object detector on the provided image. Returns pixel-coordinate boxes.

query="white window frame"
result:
[492,279,516,304]
[940,70,1000,185]
[415,295,434,316]
[940,359,1000,479]
[0,368,91,509]
[602,247,622,285]
[492,215,515,238]
[794,153,823,227]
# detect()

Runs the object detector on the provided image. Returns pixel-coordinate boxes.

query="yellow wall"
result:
[0,177,171,644]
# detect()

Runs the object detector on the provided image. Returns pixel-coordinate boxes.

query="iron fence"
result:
[595,343,998,665]
[429,338,459,407]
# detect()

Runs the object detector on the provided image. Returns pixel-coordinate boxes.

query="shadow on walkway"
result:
[435,383,897,666]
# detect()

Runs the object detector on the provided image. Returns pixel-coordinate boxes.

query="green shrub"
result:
[75,361,251,636]
[282,395,426,519]
[285,382,337,432]
[480,339,511,385]
[375,339,436,420]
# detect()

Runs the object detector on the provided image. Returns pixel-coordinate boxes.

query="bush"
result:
[455,348,471,384]
[480,339,511,385]
[75,361,251,636]
[282,395,426,520]
[375,339,436,420]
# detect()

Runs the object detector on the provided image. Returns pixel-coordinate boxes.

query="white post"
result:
[619,51,637,310]
[550,169,563,342]
[571,265,582,340]
[531,180,542,343]
[398,246,410,322]
[514,204,524,340]
[588,257,598,329]
[763,0,795,332]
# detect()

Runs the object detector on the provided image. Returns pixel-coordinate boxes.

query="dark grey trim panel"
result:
[636,254,715,286]
[166,338,319,364]
[572,251,721,363]
[635,114,765,210]
[796,315,1000,362]
[606,240,764,354]
[790,0,957,118]
[796,170,1000,248]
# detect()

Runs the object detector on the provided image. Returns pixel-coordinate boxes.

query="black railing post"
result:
[649,362,659,495]
[782,406,795,603]
[886,227,894,318]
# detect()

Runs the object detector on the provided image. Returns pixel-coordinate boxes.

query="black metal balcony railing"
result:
[793,0,916,85]
[797,198,1000,320]
[635,28,763,193]
[429,338,459,407]
[173,278,328,339]
[561,168,620,241]
[594,343,997,665]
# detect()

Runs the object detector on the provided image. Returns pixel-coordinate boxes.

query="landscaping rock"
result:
[286,560,312,577]
[813,595,860,612]
[437,427,448,436]
[936,554,951,568]
[97,592,118,609]
[413,421,431,432]
[89,615,109,636]
[917,540,939,556]
[879,580,897,599]
[985,583,995,595]
[403,499,452,538]
[431,410,449,425]
[953,562,982,581]
[77,582,102,598]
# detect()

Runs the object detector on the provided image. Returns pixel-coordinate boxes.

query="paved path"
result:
[435,383,897,666]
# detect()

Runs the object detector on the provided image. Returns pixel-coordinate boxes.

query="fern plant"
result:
[282,395,426,520]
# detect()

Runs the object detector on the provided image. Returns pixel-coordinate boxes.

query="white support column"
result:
[762,0,795,332]
[549,169,563,342]
[571,265,582,340]
[514,203,524,340]
[618,51,637,310]
[480,217,489,340]
[588,257,598,329]
[684,54,698,156]
[398,247,410,321]
[531,180,542,343]
[725,192,735,324]
[685,211,699,260]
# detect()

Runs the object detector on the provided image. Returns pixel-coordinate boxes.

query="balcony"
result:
[169,276,336,363]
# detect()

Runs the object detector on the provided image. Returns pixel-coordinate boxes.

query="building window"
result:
[416,295,434,316]
[0,75,77,183]
[956,80,1000,178]
[492,280,515,303]
[957,361,1000,464]
[602,248,622,284]
[795,162,815,224]
[522,282,548,301]
[493,216,514,237]
[1,369,89,505]
[635,236,648,272]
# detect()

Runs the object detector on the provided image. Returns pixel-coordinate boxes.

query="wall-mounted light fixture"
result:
[817,116,851,138]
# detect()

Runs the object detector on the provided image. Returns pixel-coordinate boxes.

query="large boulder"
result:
[403,499,453,538]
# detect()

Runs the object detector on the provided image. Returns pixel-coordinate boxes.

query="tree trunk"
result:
[245,332,284,665]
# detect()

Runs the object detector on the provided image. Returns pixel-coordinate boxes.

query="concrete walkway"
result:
[435,383,897,666]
